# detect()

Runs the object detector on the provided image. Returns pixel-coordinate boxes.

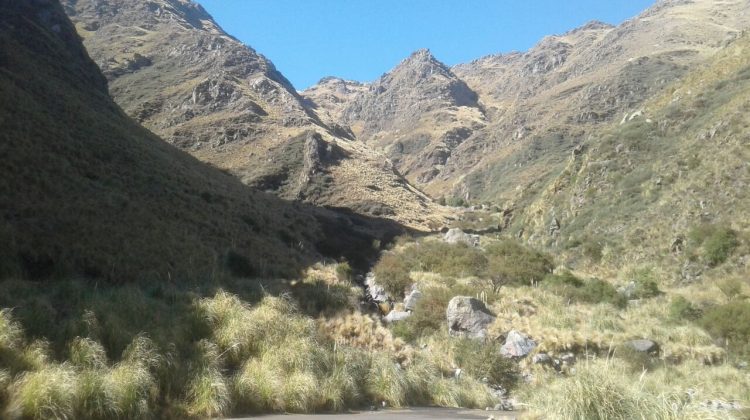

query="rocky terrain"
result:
[307,50,486,187]
[61,0,448,230]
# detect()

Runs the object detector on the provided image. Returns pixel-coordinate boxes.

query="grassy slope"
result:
[519,32,750,277]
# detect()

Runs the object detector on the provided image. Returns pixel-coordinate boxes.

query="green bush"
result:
[544,274,627,308]
[403,241,487,279]
[628,268,661,299]
[717,277,744,301]
[700,301,750,357]
[668,296,702,322]
[391,287,456,341]
[689,224,739,266]
[372,253,413,298]
[485,241,554,288]
[704,228,738,266]
[451,338,518,388]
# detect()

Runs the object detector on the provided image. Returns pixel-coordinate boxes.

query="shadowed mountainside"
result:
[0,0,412,282]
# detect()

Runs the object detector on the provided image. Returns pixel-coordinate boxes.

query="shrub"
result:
[335,261,353,283]
[703,227,738,266]
[574,279,627,308]
[700,301,750,357]
[391,286,462,341]
[628,267,661,299]
[404,241,488,279]
[717,277,744,301]
[544,274,626,308]
[668,296,702,322]
[582,238,604,263]
[373,253,412,298]
[689,224,739,266]
[485,241,554,288]
[451,338,517,388]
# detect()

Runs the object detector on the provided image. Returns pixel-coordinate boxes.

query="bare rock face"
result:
[446,296,496,339]
[335,49,486,186]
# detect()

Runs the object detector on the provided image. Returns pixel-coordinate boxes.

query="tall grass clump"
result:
[525,361,712,420]
[183,340,230,418]
[8,364,78,420]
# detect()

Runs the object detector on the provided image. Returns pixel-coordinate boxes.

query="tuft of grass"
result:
[8,364,78,420]
[525,360,711,420]
[69,338,108,370]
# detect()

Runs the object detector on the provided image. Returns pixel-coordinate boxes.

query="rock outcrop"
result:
[446,296,496,339]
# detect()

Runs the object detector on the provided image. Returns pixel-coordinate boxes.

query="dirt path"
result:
[229,407,521,419]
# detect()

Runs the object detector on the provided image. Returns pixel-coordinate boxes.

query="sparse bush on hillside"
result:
[451,338,517,388]
[485,241,553,288]
[626,267,662,299]
[700,300,750,358]
[403,241,488,279]
[373,253,413,298]
[689,224,739,267]
[668,296,702,322]
[544,274,627,308]
[717,277,745,301]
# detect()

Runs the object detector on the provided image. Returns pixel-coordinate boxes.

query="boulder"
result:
[404,289,422,311]
[443,228,480,247]
[384,310,411,323]
[365,272,390,303]
[625,339,660,355]
[501,330,537,358]
[446,296,496,339]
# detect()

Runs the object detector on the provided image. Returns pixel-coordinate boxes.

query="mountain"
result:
[0,0,325,281]
[518,28,750,273]
[302,76,368,127]
[0,0,415,282]
[444,0,750,204]
[322,49,486,186]
[307,0,750,208]
[61,0,447,230]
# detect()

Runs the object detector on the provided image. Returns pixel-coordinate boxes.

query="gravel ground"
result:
[228,407,520,420]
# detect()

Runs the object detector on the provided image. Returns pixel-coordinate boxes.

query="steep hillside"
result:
[62,0,447,229]
[306,0,750,206]
[519,30,750,277]
[325,50,486,186]
[444,0,750,203]
[0,0,405,282]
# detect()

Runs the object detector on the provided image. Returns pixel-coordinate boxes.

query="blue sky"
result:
[196,0,655,90]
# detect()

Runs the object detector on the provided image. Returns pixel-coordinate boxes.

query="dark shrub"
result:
[372,253,412,298]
